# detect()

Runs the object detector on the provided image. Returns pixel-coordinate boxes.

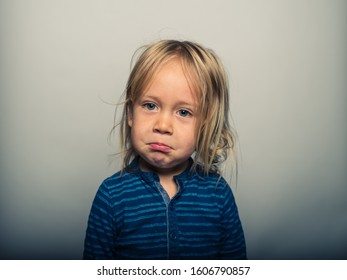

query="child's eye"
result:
[177,109,192,117]
[143,103,157,110]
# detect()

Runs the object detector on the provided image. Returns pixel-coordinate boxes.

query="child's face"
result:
[128,59,199,175]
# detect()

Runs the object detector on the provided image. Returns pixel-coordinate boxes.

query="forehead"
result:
[140,59,200,103]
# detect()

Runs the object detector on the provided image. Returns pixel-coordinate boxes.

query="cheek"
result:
[130,120,147,139]
[183,131,197,150]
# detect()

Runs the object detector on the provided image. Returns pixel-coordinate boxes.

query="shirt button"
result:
[169,233,177,240]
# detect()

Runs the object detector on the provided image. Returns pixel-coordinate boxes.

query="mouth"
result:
[148,142,172,153]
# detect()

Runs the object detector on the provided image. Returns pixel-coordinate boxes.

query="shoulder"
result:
[98,168,142,199]
[186,169,234,199]
[181,170,237,216]
[103,169,137,186]
[190,168,229,189]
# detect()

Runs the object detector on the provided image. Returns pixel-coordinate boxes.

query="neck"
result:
[138,157,186,199]
[138,158,189,179]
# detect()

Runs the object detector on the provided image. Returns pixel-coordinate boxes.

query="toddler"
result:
[84,40,247,259]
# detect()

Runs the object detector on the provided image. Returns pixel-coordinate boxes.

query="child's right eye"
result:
[143,103,157,110]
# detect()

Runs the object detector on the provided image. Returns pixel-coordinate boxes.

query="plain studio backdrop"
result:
[0,0,346,260]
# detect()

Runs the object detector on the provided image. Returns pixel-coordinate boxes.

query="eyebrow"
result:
[140,94,197,109]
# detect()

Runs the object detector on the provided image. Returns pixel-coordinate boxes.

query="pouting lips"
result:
[148,143,172,152]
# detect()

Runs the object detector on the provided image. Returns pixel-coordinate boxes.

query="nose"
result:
[153,112,173,135]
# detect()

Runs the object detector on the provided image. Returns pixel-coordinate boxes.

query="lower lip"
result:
[149,143,172,152]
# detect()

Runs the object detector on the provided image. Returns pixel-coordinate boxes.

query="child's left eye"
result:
[178,109,191,117]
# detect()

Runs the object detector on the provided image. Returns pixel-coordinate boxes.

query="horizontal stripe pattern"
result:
[83,158,246,259]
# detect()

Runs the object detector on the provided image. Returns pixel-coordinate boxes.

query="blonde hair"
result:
[118,40,236,176]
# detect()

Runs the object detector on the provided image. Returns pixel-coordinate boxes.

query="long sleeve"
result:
[218,184,247,259]
[83,183,117,259]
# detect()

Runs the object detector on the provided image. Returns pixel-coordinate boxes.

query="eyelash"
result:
[143,103,157,111]
[177,109,192,117]
[142,103,192,117]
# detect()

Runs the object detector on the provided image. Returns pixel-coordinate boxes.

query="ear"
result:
[127,107,133,127]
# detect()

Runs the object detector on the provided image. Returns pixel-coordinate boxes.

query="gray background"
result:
[0,0,346,259]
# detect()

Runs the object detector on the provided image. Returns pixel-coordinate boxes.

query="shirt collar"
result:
[128,157,194,185]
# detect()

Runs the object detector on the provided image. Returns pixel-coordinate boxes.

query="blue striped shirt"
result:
[83,158,247,259]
